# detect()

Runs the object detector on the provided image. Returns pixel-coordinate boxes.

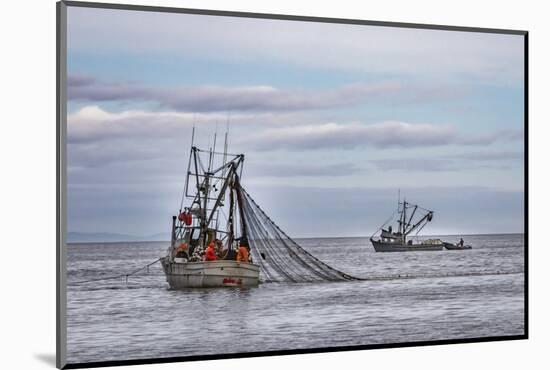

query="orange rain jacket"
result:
[236,246,249,262]
[204,244,217,261]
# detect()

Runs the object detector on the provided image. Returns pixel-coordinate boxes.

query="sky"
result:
[66,6,525,238]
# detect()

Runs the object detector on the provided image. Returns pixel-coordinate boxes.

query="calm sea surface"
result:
[66,234,525,364]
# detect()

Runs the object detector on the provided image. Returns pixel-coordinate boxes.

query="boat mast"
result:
[234,168,248,242]
[402,200,407,244]
[227,179,235,249]
[396,189,402,235]
[179,125,245,250]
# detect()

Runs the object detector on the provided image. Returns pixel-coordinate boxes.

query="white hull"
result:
[161,258,260,288]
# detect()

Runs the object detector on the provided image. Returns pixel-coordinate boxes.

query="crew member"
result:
[459,238,464,247]
[204,241,217,261]
[175,242,188,257]
[236,244,250,263]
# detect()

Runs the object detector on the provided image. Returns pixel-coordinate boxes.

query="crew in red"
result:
[204,242,217,261]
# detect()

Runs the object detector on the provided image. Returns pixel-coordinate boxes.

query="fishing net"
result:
[238,186,359,283]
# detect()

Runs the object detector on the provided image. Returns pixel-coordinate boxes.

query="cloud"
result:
[456,130,524,145]
[67,74,95,87]
[246,162,361,178]
[68,75,403,112]
[68,141,169,168]
[370,158,458,172]
[67,105,196,143]
[239,121,463,150]
[68,106,523,154]
[370,159,510,173]
[66,105,328,146]
[455,151,524,160]
[369,150,524,172]
[250,121,454,149]
[68,79,151,102]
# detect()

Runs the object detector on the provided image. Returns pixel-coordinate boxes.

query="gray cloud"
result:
[241,121,455,150]
[369,151,523,172]
[68,105,523,153]
[68,141,170,168]
[371,158,458,172]
[246,162,361,178]
[67,74,95,87]
[67,106,196,144]
[239,121,523,151]
[68,74,403,112]
[370,159,511,173]
[457,130,524,146]
[455,151,524,160]
[66,105,325,146]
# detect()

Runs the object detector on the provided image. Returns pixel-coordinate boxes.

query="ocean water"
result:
[66,234,525,364]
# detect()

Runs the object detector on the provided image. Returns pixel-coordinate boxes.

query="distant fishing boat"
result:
[161,128,260,288]
[370,197,446,252]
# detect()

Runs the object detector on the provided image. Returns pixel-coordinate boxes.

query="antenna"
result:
[209,123,218,173]
[213,123,218,155]
[225,111,231,154]
[181,123,196,211]
[222,112,230,177]
[397,188,401,209]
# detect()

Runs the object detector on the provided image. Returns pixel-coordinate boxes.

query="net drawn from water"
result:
[160,129,357,288]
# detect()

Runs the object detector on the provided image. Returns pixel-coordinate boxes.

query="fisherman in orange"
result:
[175,242,188,256]
[204,241,217,261]
[236,243,250,263]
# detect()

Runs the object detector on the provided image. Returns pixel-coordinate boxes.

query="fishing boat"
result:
[370,197,445,252]
[444,241,472,250]
[161,129,260,288]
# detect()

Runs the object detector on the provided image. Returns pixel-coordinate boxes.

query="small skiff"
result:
[443,242,472,250]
